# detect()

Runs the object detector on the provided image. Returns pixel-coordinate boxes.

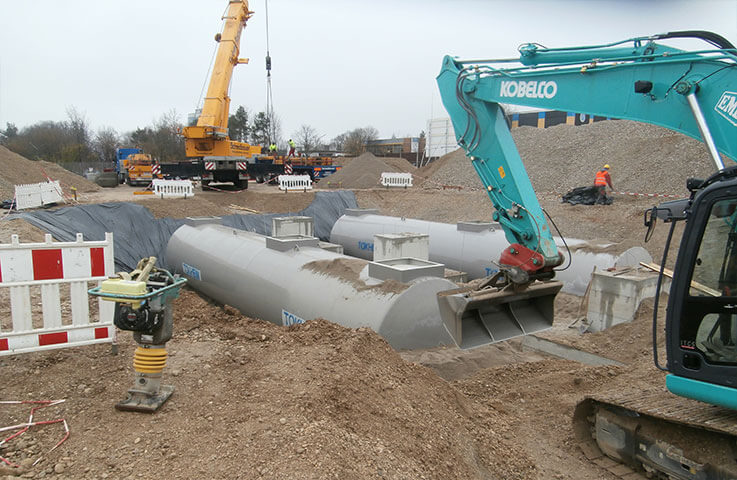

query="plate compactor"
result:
[89,257,186,413]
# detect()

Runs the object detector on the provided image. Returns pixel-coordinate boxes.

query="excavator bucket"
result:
[437,280,563,349]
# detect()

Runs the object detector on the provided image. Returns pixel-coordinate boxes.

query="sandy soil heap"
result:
[1,290,535,479]
[423,120,721,195]
[324,152,417,189]
[0,146,100,200]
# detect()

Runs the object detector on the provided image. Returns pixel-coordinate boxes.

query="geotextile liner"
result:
[21,191,358,272]
[561,186,613,206]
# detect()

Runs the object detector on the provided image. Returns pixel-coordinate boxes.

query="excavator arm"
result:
[436,33,737,419]
[437,31,737,279]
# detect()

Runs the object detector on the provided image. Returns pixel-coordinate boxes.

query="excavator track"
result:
[574,389,737,479]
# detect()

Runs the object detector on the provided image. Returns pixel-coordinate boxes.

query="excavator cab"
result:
[659,169,737,409]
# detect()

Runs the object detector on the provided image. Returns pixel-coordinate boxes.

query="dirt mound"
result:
[0,146,101,201]
[323,152,415,189]
[539,292,668,364]
[381,156,417,173]
[423,120,719,195]
[1,288,535,479]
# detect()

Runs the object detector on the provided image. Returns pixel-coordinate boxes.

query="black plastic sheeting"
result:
[21,191,358,272]
[561,186,613,206]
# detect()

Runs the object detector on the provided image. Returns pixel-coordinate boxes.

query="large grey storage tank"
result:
[165,224,461,350]
[329,210,649,296]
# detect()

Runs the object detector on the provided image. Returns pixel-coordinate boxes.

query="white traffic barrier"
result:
[14,181,65,210]
[0,233,116,356]
[152,179,195,198]
[278,175,313,192]
[380,172,413,188]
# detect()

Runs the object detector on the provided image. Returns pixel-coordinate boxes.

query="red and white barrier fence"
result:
[152,179,195,198]
[380,172,413,188]
[278,175,312,192]
[611,191,687,199]
[0,233,116,356]
[14,181,65,210]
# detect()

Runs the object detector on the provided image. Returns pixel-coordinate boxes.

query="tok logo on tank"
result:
[715,91,737,127]
[500,80,557,99]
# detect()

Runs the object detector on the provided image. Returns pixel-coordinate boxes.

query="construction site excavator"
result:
[436,31,737,478]
[180,0,259,189]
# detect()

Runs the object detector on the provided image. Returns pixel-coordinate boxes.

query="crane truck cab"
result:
[115,147,157,186]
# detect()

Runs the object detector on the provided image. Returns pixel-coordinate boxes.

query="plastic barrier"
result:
[15,181,65,210]
[0,233,116,356]
[380,172,413,188]
[278,175,313,192]
[152,179,195,198]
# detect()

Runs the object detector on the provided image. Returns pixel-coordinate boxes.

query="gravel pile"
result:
[422,120,723,195]
[0,146,100,200]
[324,152,416,189]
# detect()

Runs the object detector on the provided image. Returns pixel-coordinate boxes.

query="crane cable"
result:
[264,0,275,143]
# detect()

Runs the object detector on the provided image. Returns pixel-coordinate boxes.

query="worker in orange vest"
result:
[594,164,614,203]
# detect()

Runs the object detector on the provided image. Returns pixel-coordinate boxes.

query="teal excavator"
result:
[437,31,737,478]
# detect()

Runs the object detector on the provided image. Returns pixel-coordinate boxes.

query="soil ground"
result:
[0,129,719,480]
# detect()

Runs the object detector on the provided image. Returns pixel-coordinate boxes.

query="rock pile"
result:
[422,120,722,195]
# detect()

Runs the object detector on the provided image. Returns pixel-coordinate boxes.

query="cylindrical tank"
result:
[165,224,459,350]
[329,211,649,296]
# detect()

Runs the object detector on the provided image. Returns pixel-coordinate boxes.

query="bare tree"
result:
[64,106,94,162]
[343,126,379,156]
[268,111,283,147]
[294,125,324,154]
[93,127,120,165]
[331,132,348,152]
[123,110,184,162]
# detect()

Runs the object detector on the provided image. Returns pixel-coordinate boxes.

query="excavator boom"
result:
[437,31,737,478]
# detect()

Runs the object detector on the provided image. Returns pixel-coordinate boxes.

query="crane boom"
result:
[182,0,255,158]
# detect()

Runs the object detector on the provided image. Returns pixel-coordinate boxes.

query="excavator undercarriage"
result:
[574,391,737,479]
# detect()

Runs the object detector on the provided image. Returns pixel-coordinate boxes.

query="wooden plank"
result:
[639,262,720,296]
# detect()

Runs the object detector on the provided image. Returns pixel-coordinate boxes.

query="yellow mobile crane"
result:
[180,0,259,189]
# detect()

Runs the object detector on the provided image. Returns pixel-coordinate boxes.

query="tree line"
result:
[0,105,382,167]
[226,106,379,156]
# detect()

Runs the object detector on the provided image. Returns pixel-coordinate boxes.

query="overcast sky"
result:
[0,0,735,143]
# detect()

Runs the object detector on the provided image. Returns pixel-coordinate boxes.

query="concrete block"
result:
[185,216,222,226]
[373,233,429,261]
[265,235,319,252]
[368,257,445,283]
[586,269,670,332]
[272,216,314,238]
[319,241,344,254]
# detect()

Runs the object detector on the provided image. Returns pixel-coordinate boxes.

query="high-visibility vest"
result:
[594,170,609,186]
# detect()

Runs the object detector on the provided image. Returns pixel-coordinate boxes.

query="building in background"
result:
[366,137,425,165]
[425,118,457,161]
[425,109,614,161]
